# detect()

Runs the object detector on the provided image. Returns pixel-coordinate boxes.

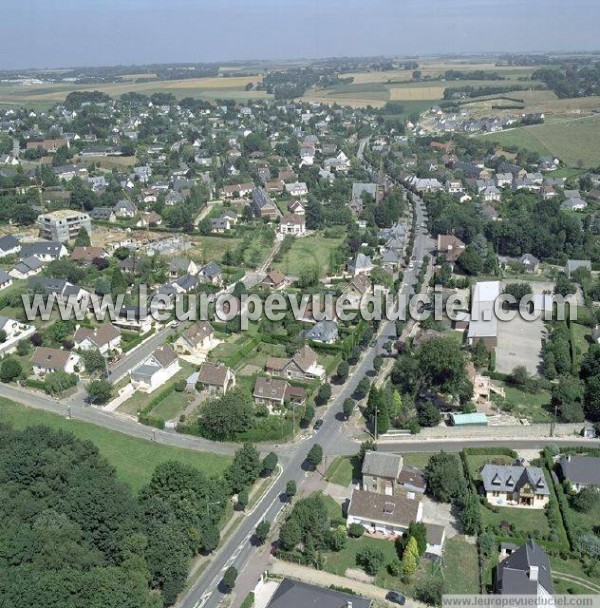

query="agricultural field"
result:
[0,74,267,107]
[481,114,600,168]
[272,232,345,277]
[0,397,231,491]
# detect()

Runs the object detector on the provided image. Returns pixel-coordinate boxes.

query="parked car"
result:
[386,591,406,605]
[313,419,324,430]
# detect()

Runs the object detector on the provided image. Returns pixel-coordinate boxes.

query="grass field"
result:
[272,233,344,277]
[0,397,231,492]
[492,384,552,423]
[443,537,480,594]
[480,114,600,168]
[326,455,361,487]
[479,500,550,538]
[190,235,242,264]
[0,75,267,106]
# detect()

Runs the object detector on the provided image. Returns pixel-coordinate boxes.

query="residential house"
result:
[73,324,121,355]
[20,242,68,262]
[279,213,306,235]
[482,185,501,203]
[169,257,198,280]
[303,320,338,344]
[196,362,236,395]
[173,321,217,358]
[114,305,154,333]
[288,200,305,216]
[220,183,254,199]
[481,464,549,508]
[558,454,600,492]
[261,269,287,290]
[342,273,372,308]
[265,579,371,608]
[90,207,117,222]
[199,261,222,286]
[361,451,426,495]
[0,235,20,258]
[9,256,44,279]
[31,347,80,376]
[130,345,180,393]
[253,376,306,414]
[265,345,325,381]
[136,211,162,228]
[0,270,13,290]
[348,252,374,276]
[347,489,423,537]
[284,181,308,197]
[561,197,587,212]
[252,187,279,219]
[436,234,466,263]
[71,246,107,265]
[114,199,138,218]
[29,277,90,305]
[496,540,553,596]
[520,253,540,274]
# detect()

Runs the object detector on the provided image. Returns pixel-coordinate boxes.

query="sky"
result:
[2,0,599,70]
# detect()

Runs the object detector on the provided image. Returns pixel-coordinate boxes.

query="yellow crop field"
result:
[346,70,413,84]
[388,85,446,101]
[167,75,262,90]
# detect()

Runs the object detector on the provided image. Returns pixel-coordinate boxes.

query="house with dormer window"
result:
[481,464,549,509]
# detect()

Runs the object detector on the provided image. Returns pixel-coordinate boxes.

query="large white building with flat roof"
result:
[468,280,501,350]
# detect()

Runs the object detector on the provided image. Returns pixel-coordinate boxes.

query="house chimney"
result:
[529,566,539,582]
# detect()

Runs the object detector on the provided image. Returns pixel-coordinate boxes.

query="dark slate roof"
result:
[267,578,371,608]
[0,234,19,252]
[496,540,553,595]
[202,261,221,279]
[559,455,600,486]
[20,242,64,259]
[481,465,549,496]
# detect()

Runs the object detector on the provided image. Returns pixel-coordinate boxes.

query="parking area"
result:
[495,282,551,376]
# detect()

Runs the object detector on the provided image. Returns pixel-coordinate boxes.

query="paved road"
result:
[178,151,434,608]
[378,438,600,453]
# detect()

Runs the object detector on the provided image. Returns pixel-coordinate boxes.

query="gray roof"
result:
[267,579,371,608]
[362,451,403,479]
[0,234,19,252]
[481,464,549,495]
[496,540,553,595]
[202,261,221,279]
[20,242,64,259]
[559,455,600,486]
[304,320,338,342]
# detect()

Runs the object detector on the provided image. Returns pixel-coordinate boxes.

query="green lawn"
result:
[319,492,345,521]
[480,114,600,168]
[492,384,552,423]
[326,455,361,487]
[118,361,194,417]
[401,452,436,470]
[151,391,190,421]
[479,501,550,538]
[323,535,398,577]
[272,233,345,277]
[443,537,480,594]
[0,397,231,492]
[571,323,591,362]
